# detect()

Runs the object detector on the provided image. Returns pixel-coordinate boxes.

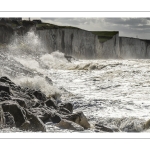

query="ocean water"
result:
[1,31,150,132]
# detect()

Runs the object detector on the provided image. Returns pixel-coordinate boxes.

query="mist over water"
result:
[1,31,150,132]
[8,30,47,56]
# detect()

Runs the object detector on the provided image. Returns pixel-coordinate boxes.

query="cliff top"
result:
[91,31,119,43]
[0,18,119,43]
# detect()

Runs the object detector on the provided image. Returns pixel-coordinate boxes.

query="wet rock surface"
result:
[57,119,84,131]
[0,76,90,132]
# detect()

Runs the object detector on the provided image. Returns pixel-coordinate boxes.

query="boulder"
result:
[58,107,71,115]
[0,105,5,128]
[1,101,26,127]
[0,91,12,101]
[29,107,52,123]
[0,76,21,92]
[12,98,27,108]
[45,99,57,109]
[144,119,150,130]
[119,117,145,132]
[23,88,35,99]
[20,110,46,132]
[94,124,114,132]
[32,101,40,108]
[0,84,11,95]
[51,113,61,123]
[0,76,15,86]
[64,111,90,129]
[58,102,73,113]
[57,119,84,131]
[33,90,46,101]
[4,112,15,128]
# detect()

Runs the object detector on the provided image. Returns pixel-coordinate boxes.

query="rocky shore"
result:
[0,76,90,132]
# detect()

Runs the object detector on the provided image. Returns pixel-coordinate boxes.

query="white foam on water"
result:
[7,30,47,56]
[1,30,150,132]
[13,76,61,97]
[48,59,150,122]
[13,56,45,74]
[40,51,73,69]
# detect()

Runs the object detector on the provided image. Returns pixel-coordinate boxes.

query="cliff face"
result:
[119,37,150,59]
[36,29,98,59]
[1,19,150,59]
[96,33,120,59]
[0,24,14,44]
[36,29,120,59]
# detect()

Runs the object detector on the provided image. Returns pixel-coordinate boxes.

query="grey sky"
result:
[31,18,150,39]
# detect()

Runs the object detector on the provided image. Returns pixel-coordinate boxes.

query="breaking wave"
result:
[1,30,150,132]
[13,76,61,99]
[7,30,47,56]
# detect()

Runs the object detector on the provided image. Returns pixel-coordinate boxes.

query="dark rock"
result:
[144,119,150,129]
[51,113,61,123]
[58,102,73,113]
[0,84,11,95]
[0,76,20,92]
[0,105,5,128]
[29,107,52,123]
[45,76,53,85]
[119,117,145,132]
[0,91,11,101]
[64,55,75,62]
[1,101,26,127]
[4,112,15,128]
[57,119,84,131]
[58,107,71,115]
[32,101,40,108]
[0,76,15,86]
[33,90,46,101]
[23,88,35,99]
[20,109,46,132]
[64,111,90,129]
[16,91,33,101]
[45,99,57,109]
[95,124,113,132]
[12,98,27,108]
[10,85,21,92]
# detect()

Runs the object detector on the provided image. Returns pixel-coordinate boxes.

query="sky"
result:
[26,18,150,40]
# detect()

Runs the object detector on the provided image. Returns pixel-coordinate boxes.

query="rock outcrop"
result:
[0,105,5,128]
[0,76,90,132]
[57,119,84,131]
